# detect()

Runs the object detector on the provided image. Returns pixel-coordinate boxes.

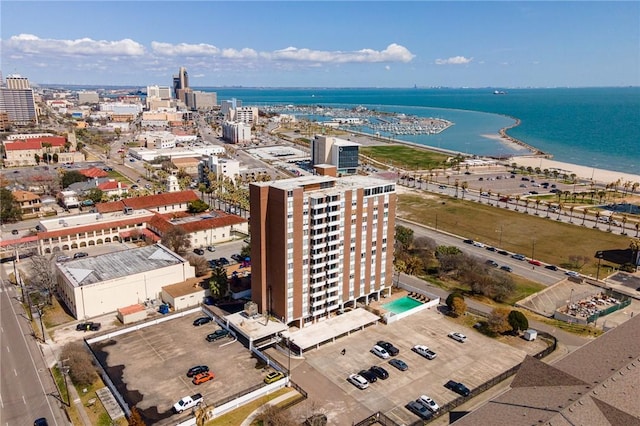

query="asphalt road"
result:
[0,279,67,426]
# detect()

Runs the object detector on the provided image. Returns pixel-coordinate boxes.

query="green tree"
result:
[61,170,87,188]
[85,188,104,203]
[209,266,229,299]
[0,189,22,223]
[508,310,529,333]
[395,225,414,251]
[187,199,209,214]
[240,243,251,259]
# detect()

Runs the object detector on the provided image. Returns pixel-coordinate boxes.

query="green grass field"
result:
[398,193,631,277]
[360,145,448,170]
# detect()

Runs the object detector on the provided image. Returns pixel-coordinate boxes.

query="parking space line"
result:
[139,331,165,362]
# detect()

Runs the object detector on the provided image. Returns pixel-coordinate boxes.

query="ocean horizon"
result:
[198,86,639,176]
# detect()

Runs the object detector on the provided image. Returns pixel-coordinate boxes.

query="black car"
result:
[485,260,499,267]
[193,248,205,255]
[406,401,433,420]
[218,257,230,266]
[497,250,509,256]
[11,229,19,235]
[231,253,243,262]
[485,246,497,252]
[209,259,220,268]
[545,264,559,271]
[445,380,470,397]
[34,419,49,426]
[369,365,389,380]
[500,265,513,273]
[76,322,101,331]
[376,340,399,356]
[358,369,378,383]
[187,365,209,377]
[206,329,229,342]
[193,316,212,326]
[73,252,88,259]
[462,239,474,244]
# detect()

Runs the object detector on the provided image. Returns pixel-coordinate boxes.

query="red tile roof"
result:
[95,191,199,213]
[38,215,154,239]
[79,167,108,178]
[147,212,247,235]
[98,181,127,191]
[4,136,67,151]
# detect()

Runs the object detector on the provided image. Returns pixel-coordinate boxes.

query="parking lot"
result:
[296,308,543,425]
[91,311,278,425]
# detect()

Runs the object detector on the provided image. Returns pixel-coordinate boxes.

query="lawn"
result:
[207,387,298,426]
[398,193,631,277]
[360,145,448,171]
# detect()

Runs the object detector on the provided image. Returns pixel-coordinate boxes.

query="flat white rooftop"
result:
[40,210,153,231]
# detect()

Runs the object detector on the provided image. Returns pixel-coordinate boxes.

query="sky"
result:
[1,1,639,88]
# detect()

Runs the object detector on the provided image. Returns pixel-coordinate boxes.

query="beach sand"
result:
[510,156,640,185]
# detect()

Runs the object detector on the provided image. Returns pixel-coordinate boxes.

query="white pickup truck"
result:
[173,393,203,413]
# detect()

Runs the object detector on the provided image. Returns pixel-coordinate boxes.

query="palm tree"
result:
[594,210,601,228]
[568,206,575,223]
[581,208,588,226]
[454,179,459,198]
[557,203,563,220]
[535,199,541,216]
[461,181,468,200]
[635,222,640,237]
[487,190,493,205]
[621,216,628,235]
[514,195,521,211]
[478,187,483,202]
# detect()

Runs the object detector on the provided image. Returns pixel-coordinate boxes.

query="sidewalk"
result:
[40,326,93,426]
[239,389,300,426]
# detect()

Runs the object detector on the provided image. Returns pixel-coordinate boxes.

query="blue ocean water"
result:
[199,87,640,175]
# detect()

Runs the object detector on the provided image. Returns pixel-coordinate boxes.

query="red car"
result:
[192,371,214,385]
[529,260,542,266]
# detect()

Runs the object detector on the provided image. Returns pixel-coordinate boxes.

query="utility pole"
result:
[60,358,71,407]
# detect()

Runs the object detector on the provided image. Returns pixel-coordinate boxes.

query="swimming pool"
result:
[382,296,423,314]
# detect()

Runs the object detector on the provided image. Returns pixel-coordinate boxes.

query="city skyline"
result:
[1,1,639,88]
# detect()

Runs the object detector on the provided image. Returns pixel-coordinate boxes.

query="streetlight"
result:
[60,359,71,407]
[596,251,604,280]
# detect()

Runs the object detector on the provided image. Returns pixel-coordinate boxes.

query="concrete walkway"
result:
[239,389,300,426]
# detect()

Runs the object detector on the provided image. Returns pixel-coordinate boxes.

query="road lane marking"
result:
[5,346,8,353]
[14,369,17,376]
[22,395,26,405]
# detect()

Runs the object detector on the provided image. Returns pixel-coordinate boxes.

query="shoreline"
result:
[498,117,548,157]
[509,156,640,186]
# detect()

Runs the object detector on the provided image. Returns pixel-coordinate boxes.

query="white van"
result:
[371,345,390,359]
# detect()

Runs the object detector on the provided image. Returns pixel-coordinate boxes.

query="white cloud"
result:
[3,34,144,56]
[151,41,219,56]
[435,56,473,65]
[221,48,258,59]
[265,43,414,63]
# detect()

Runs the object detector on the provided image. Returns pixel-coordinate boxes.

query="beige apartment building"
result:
[249,167,396,328]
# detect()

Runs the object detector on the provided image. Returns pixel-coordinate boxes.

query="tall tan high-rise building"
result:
[249,171,396,328]
[0,74,38,126]
[172,67,190,102]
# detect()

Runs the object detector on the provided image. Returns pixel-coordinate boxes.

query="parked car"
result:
[347,374,369,389]
[193,317,212,326]
[218,257,230,266]
[448,332,467,343]
[445,380,470,396]
[406,400,433,420]
[34,418,49,426]
[511,253,526,261]
[231,253,243,262]
[566,270,581,278]
[206,329,229,342]
[192,371,214,385]
[370,345,390,359]
[412,345,437,359]
[73,252,88,259]
[369,365,389,380]
[545,264,559,271]
[388,359,409,371]
[485,246,496,252]
[500,265,513,272]
[529,259,542,266]
[11,229,19,235]
[56,255,71,263]
[485,260,499,267]
[264,371,285,384]
[76,322,101,331]
[376,340,399,356]
[497,250,509,256]
[358,369,378,383]
[472,241,485,248]
[206,246,216,252]
[186,365,209,377]
[462,239,474,244]
[418,395,440,412]
[193,248,205,255]
[208,259,220,268]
